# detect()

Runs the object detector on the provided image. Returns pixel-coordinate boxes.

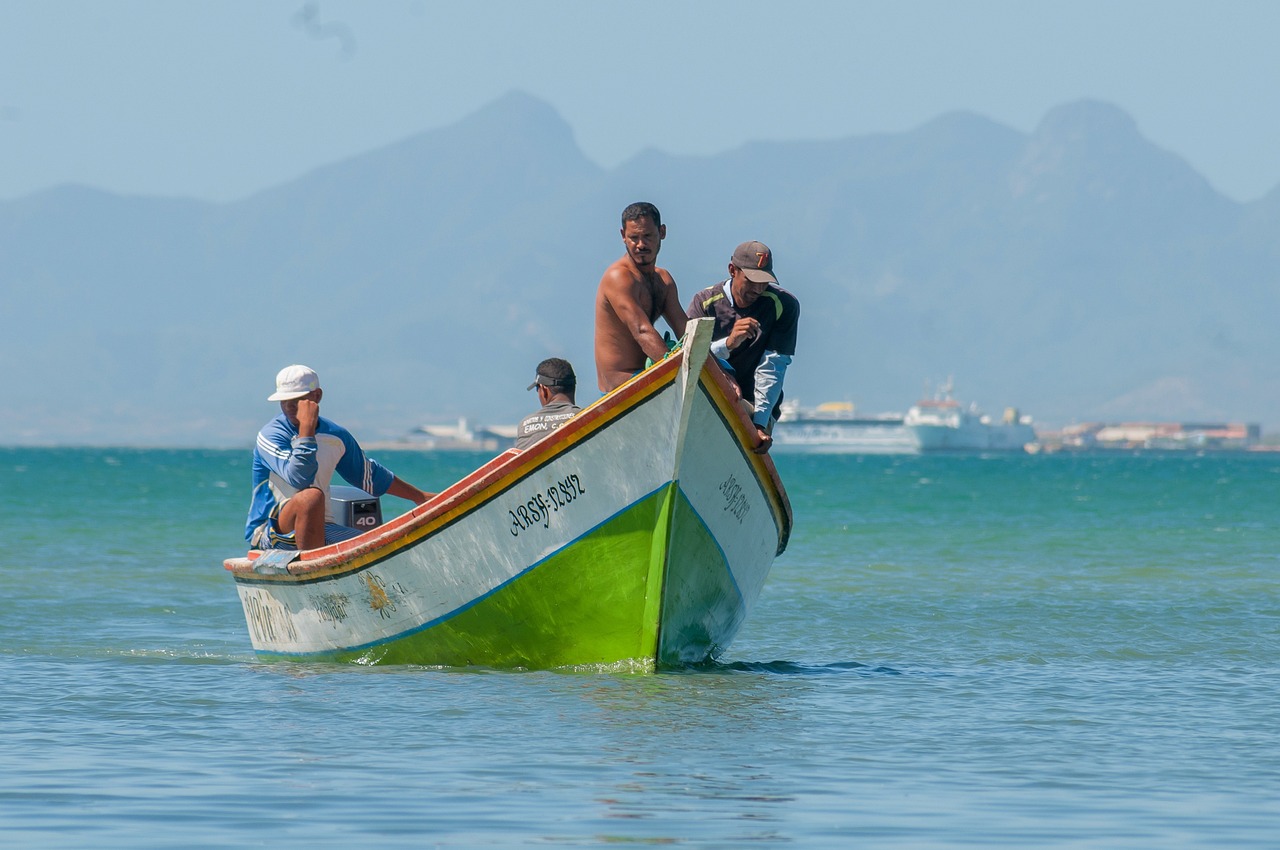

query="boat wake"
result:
[678,659,904,676]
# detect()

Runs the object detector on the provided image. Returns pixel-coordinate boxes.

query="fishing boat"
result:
[903,378,1036,452]
[222,318,793,670]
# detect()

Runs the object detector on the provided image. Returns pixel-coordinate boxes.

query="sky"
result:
[2,0,1279,204]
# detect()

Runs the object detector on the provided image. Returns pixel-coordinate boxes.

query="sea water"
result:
[1,447,1277,847]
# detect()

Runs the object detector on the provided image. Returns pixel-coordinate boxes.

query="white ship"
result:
[771,401,915,454]
[903,379,1037,452]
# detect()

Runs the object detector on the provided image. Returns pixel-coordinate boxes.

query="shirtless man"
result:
[594,202,688,393]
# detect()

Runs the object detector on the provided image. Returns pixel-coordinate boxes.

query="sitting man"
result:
[245,364,432,551]
[686,241,800,454]
[515,358,582,450]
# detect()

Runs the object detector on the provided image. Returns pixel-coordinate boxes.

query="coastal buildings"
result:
[369,418,517,452]
[1042,421,1262,452]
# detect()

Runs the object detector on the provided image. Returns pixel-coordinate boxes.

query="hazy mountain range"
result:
[3,91,1277,446]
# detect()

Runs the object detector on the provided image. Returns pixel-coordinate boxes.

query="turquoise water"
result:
[2,448,1278,847]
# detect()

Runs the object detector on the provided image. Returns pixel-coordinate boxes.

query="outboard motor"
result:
[328,485,382,533]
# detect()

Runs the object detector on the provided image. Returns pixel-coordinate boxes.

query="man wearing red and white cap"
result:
[244,364,433,551]
[686,241,800,453]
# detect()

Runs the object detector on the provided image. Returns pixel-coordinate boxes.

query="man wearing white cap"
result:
[244,364,432,551]
[686,241,800,454]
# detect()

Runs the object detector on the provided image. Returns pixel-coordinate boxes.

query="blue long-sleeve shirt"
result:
[244,413,395,542]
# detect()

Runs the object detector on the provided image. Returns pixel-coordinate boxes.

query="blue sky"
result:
[3,0,1277,203]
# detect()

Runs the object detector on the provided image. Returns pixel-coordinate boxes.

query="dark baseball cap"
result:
[527,357,576,391]
[731,241,777,284]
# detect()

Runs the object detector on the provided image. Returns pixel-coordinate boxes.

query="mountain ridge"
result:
[2,91,1275,445]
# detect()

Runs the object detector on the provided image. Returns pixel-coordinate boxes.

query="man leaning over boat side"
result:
[244,364,433,552]
[514,358,582,450]
[593,201,688,393]
[686,241,800,454]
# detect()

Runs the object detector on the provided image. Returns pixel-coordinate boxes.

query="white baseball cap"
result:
[268,364,320,401]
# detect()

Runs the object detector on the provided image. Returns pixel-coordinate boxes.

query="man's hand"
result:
[726,318,761,351]
[296,398,320,438]
[752,426,773,454]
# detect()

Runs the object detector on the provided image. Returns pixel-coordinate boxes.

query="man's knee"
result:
[292,487,326,514]
[280,487,325,527]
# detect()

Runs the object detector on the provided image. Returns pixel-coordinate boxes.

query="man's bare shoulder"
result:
[599,257,641,290]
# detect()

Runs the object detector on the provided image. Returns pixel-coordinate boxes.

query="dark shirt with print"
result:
[686,280,800,404]
[515,399,582,450]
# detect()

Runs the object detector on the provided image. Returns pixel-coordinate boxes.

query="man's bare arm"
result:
[602,270,670,363]
[659,272,688,341]
[387,476,433,505]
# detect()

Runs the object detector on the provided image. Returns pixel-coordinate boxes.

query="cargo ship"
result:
[770,401,914,454]
[772,381,1037,454]
[902,379,1036,452]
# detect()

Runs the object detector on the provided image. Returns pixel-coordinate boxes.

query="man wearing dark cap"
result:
[515,358,582,450]
[686,241,800,453]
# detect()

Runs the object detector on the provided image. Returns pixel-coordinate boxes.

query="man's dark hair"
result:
[621,201,661,229]
[536,357,576,392]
